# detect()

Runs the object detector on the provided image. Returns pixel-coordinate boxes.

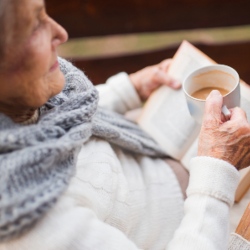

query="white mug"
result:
[183,64,240,124]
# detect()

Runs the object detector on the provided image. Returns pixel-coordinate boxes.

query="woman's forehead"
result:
[1,0,45,48]
[8,0,45,28]
[13,0,44,12]
[7,0,44,18]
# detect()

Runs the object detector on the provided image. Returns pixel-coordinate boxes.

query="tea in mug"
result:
[191,87,229,100]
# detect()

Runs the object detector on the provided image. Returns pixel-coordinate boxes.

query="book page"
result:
[137,41,214,161]
[240,81,250,121]
[235,80,250,201]
[167,40,216,82]
[138,87,200,160]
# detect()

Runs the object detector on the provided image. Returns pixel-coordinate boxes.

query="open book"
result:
[137,40,250,202]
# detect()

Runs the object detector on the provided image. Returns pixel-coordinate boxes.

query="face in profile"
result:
[0,0,68,112]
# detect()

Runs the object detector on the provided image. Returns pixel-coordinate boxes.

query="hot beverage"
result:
[191,87,229,100]
[183,64,240,123]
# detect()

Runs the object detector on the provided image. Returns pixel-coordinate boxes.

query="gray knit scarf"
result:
[0,58,166,241]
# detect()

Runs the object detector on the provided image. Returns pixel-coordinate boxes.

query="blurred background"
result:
[46,0,250,84]
[58,26,250,60]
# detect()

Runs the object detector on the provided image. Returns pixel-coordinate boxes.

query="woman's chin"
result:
[48,71,66,97]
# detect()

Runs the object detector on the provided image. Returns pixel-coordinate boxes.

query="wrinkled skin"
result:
[198,90,250,170]
[0,0,68,122]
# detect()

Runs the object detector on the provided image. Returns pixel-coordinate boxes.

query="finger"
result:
[230,107,248,122]
[159,59,172,71]
[203,90,223,123]
[221,112,228,123]
[155,69,181,89]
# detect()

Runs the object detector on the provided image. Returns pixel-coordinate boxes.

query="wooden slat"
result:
[68,41,250,85]
[68,45,177,84]
[235,168,250,203]
[46,0,250,38]
[235,202,250,241]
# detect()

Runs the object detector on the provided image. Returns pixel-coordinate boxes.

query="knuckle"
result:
[202,116,218,128]
[152,67,159,74]
[238,123,250,134]
[206,97,219,107]
[152,68,162,81]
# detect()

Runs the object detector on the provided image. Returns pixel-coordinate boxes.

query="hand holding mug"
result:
[198,90,250,170]
[183,64,240,124]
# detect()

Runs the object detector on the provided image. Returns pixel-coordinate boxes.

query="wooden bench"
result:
[235,202,250,241]
[46,0,250,85]
[229,202,250,249]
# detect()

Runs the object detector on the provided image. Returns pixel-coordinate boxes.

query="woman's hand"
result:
[198,90,250,170]
[129,59,181,101]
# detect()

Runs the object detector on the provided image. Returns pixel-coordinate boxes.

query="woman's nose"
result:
[50,17,68,48]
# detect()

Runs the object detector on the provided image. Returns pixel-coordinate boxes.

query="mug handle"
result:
[222,105,231,121]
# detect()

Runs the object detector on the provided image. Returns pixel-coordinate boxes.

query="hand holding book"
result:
[129,59,181,101]
[137,40,250,202]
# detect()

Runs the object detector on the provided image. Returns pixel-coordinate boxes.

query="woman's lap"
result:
[165,158,189,199]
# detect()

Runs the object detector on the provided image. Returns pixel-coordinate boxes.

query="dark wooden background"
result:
[46,0,250,84]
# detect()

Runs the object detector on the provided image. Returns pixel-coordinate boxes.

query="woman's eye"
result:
[33,10,47,34]
[33,21,41,32]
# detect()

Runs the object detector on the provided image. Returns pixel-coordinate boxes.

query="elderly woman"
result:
[1,0,250,249]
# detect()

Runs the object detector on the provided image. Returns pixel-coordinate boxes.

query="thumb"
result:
[159,59,172,71]
[203,90,223,123]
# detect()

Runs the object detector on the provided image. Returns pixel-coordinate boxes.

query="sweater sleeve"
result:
[167,156,240,250]
[97,72,142,114]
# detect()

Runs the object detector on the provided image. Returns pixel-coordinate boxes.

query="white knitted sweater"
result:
[1,73,240,250]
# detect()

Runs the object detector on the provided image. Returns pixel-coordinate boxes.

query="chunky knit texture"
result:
[0,58,166,241]
[229,233,250,249]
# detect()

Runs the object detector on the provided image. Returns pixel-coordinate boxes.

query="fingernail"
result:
[211,90,221,96]
[207,90,222,99]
